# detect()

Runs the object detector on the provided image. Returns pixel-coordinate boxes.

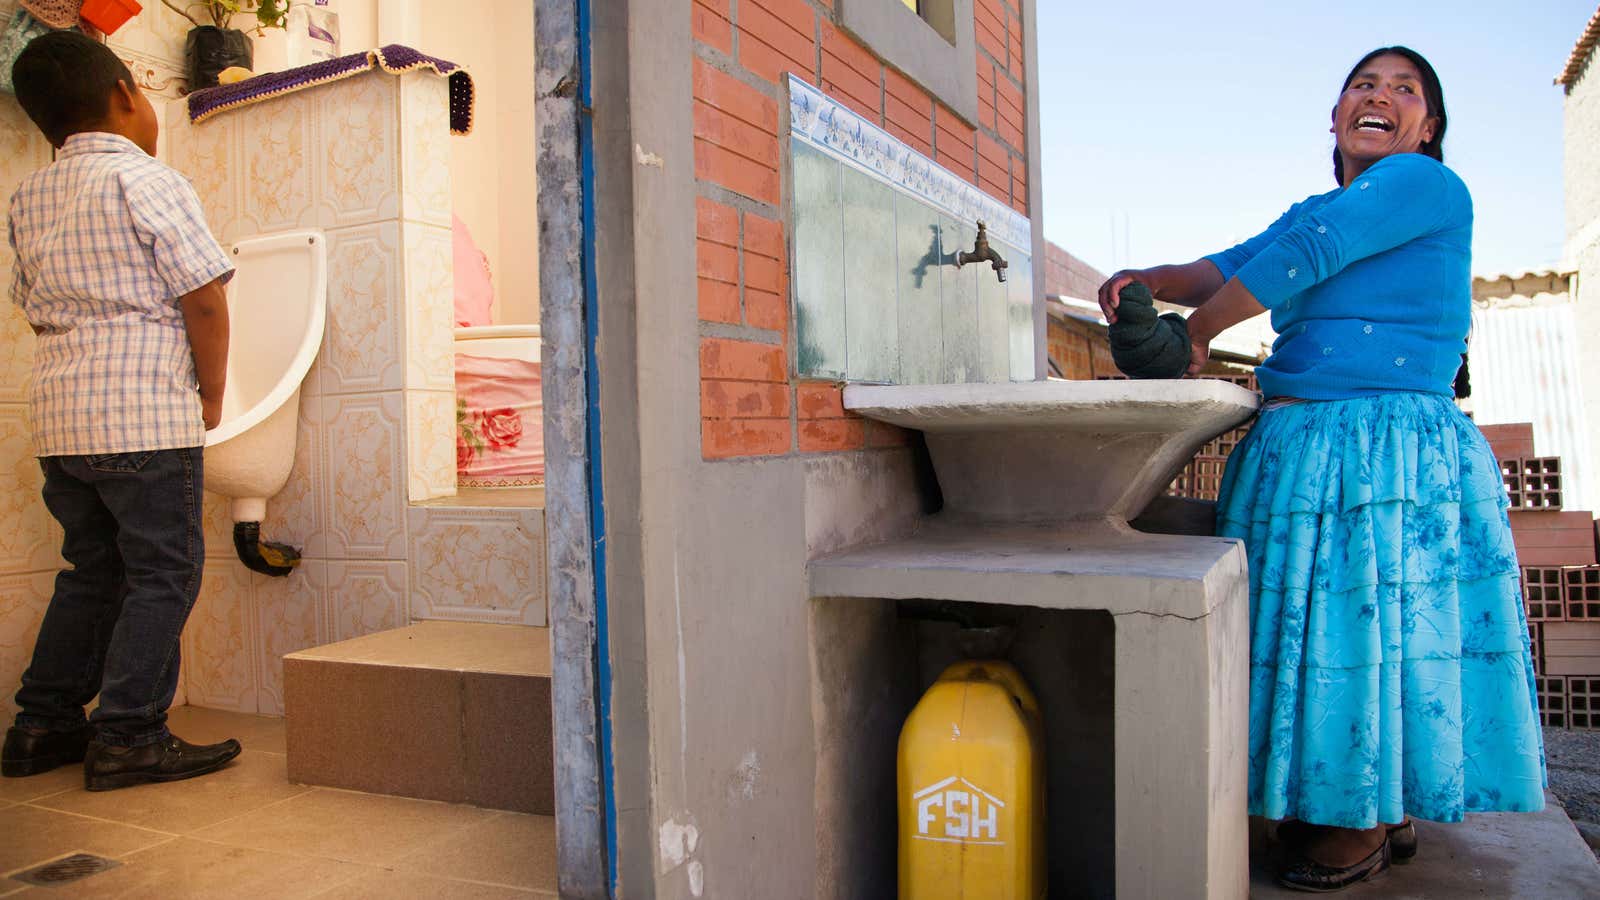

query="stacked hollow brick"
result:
[691,0,1032,460]
[1163,370,1259,502]
[1482,422,1600,731]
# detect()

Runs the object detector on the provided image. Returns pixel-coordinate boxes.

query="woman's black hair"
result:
[1332,46,1446,186]
[11,31,136,148]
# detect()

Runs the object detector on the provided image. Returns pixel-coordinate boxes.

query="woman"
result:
[1098,47,1545,892]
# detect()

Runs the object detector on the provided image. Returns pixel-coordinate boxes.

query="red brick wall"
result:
[693,0,1032,459]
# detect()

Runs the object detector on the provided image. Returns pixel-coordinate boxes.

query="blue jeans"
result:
[13,447,204,747]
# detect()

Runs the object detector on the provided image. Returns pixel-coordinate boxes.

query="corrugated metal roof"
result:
[1470,303,1595,510]
[1557,5,1600,87]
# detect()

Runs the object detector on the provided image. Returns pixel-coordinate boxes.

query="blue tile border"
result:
[787,75,1030,250]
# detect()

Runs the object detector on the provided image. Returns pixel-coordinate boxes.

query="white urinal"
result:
[203,229,326,575]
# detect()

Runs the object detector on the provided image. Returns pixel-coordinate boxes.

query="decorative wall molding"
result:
[788,75,1029,249]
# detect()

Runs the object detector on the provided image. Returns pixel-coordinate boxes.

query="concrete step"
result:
[283,620,553,814]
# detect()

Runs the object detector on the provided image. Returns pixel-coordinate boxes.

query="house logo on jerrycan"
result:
[912,776,1006,845]
[898,660,1045,899]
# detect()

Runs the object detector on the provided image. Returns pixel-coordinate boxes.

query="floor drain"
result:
[11,853,121,887]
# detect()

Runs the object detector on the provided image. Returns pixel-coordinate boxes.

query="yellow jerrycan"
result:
[898,659,1045,899]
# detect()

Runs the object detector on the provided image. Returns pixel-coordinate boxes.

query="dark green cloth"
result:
[1109,282,1190,379]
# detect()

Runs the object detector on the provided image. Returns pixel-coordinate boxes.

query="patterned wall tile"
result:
[0,406,62,574]
[403,223,455,392]
[325,560,408,641]
[321,392,407,559]
[2,98,52,406]
[406,507,546,626]
[0,571,52,720]
[315,75,401,228]
[107,4,191,99]
[182,558,259,713]
[398,74,452,228]
[254,561,326,716]
[0,306,35,406]
[260,394,329,559]
[406,390,456,503]
[239,92,320,236]
[322,223,405,394]
[164,99,244,245]
[200,491,236,561]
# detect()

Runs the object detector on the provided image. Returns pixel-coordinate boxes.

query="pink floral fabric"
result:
[455,354,542,485]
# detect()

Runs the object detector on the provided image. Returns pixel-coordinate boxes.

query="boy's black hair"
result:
[11,31,136,147]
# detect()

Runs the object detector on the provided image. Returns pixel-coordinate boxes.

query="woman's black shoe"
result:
[84,734,242,792]
[1277,837,1392,893]
[2,725,91,777]
[1277,819,1417,863]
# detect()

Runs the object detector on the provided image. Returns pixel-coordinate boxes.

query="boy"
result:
[1,32,241,791]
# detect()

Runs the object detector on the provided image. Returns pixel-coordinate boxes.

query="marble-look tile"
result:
[841,166,899,384]
[316,75,401,229]
[940,217,981,383]
[793,141,846,379]
[404,223,456,393]
[0,406,61,574]
[321,392,407,559]
[398,74,452,228]
[167,704,290,754]
[325,561,408,641]
[407,508,546,627]
[254,561,327,716]
[322,223,405,395]
[260,394,328,560]
[183,559,259,713]
[976,239,1011,383]
[406,390,457,504]
[0,572,52,721]
[164,98,243,245]
[1007,247,1036,382]
[894,194,945,385]
[239,92,320,235]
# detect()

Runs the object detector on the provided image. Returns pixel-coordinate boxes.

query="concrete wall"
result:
[593,0,1042,895]
[1566,43,1600,513]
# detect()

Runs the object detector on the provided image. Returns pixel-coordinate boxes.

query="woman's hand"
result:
[1096,269,1148,324]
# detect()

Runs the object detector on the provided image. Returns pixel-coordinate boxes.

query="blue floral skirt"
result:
[1216,392,1546,828]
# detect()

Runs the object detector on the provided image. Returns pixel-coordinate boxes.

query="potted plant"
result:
[162,0,290,88]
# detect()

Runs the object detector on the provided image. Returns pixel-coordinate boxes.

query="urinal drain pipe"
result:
[233,521,301,577]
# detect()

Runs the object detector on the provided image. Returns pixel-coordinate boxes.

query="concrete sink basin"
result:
[844,379,1260,526]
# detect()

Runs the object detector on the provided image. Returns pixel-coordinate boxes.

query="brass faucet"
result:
[956,221,1008,282]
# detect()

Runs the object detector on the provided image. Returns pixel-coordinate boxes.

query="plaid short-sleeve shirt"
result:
[8,132,233,456]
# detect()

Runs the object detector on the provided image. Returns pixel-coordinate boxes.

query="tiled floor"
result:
[0,707,557,898]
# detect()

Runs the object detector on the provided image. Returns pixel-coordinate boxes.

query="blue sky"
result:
[1036,1,1596,283]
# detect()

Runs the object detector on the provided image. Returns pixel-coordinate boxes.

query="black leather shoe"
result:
[84,733,242,792]
[2,725,92,777]
[1278,837,1392,893]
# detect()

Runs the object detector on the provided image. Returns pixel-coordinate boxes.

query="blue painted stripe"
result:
[575,0,619,893]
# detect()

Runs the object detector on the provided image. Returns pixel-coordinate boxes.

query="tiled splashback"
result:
[788,76,1034,384]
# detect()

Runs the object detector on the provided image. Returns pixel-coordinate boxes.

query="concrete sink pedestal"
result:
[809,379,1260,899]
